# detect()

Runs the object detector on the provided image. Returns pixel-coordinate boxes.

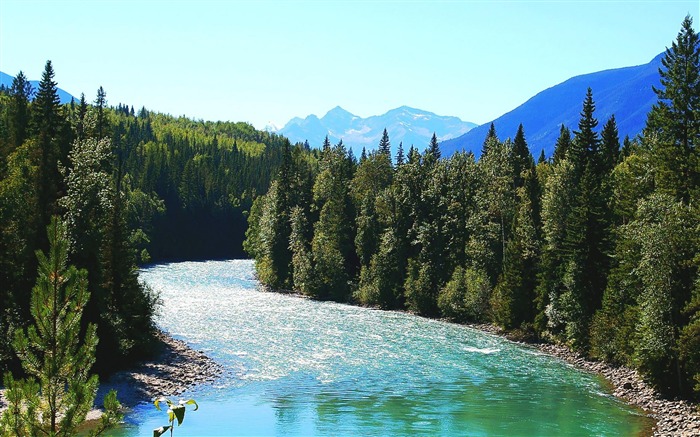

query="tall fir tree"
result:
[552,124,572,164]
[378,128,391,158]
[512,123,534,190]
[645,14,700,202]
[482,122,498,157]
[7,71,33,152]
[31,60,68,242]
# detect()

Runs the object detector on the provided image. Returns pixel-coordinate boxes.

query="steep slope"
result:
[441,53,663,158]
[278,106,476,155]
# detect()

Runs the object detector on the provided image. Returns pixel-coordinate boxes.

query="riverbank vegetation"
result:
[0,60,291,374]
[245,17,700,400]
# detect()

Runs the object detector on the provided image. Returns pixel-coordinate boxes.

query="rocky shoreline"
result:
[468,323,700,437]
[94,329,224,409]
[0,329,224,420]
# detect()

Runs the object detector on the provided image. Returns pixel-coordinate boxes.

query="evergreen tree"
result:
[7,71,33,151]
[538,149,546,164]
[426,132,440,161]
[0,217,120,436]
[600,115,620,175]
[512,123,534,190]
[482,122,498,157]
[94,86,108,139]
[645,15,700,202]
[396,142,404,167]
[552,124,572,164]
[31,60,69,240]
[378,128,391,157]
[570,88,600,175]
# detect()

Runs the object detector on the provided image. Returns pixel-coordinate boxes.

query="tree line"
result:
[245,16,700,399]
[0,61,292,373]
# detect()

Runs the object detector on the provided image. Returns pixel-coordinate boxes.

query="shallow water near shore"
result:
[116,259,652,436]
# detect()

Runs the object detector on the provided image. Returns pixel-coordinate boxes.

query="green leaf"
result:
[167,408,175,424]
[171,404,186,425]
[179,398,199,411]
[154,397,170,411]
[153,426,171,437]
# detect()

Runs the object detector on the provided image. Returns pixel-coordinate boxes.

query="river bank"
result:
[93,329,224,410]
[0,329,224,420]
[467,323,700,436]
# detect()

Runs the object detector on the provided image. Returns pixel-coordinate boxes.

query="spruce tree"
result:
[570,88,600,175]
[8,71,33,150]
[645,14,700,202]
[600,115,620,175]
[396,142,405,166]
[378,128,391,157]
[512,123,534,190]
[482,122,498,157]
[426,132,440,161]
[31,60,67,238]
[552,124,572,164]
[94,86,108,139]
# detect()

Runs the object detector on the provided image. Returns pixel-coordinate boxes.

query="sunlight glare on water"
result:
[118,259,652,436]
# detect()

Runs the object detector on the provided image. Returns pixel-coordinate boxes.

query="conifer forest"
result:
[0,15,698,414]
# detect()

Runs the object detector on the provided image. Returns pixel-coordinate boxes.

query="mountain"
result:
[1,71,76,104]
[278,105,477,156]
[441,53,663,158]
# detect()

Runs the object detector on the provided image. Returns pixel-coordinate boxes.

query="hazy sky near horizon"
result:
[1,0,697,130]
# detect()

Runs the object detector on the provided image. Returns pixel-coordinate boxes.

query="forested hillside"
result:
[0,63,297,373]
[245,17,700,399]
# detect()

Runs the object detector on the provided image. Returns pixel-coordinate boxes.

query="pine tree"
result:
[600,115,620,175]
[426,132,440,161]
[552,124,572,164]
[396,142,405,166]
[7,71,33,151]
[94,86,108,139]
[570,88,600,175]
[31,60,68,238]
[0,217,120,436]
[512,123,534,190]
[482,123,498,157]
[378,128,391,157]
[645,15,700,202]
[538,149,546,164]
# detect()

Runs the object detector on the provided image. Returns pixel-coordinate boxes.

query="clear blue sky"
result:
[1,0,697,130]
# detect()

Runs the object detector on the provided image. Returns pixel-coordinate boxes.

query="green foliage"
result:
[153,397,198,437]
[438,266,491,323]
[0,217,120,437]
[645,15,700,203]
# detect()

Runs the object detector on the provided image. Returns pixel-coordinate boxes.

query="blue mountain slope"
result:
[1,71,76,104]
[278,105,477,156]
[441,53,663,158]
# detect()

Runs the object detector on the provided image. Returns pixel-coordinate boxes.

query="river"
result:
[117,259,652,436]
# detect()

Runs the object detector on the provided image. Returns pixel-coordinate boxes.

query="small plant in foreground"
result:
[153,397,198,437]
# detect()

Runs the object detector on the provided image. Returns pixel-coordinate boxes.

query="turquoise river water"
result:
[117,259,652,436]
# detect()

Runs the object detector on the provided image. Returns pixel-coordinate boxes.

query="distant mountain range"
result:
[0,71,76,104]
[276,106,477,156]
[441,53,663,158]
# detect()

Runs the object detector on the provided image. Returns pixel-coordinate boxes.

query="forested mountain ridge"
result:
[441,52,663,157]
[246,17,700,400]
[0,64,304,374]
[277,105,477,156]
